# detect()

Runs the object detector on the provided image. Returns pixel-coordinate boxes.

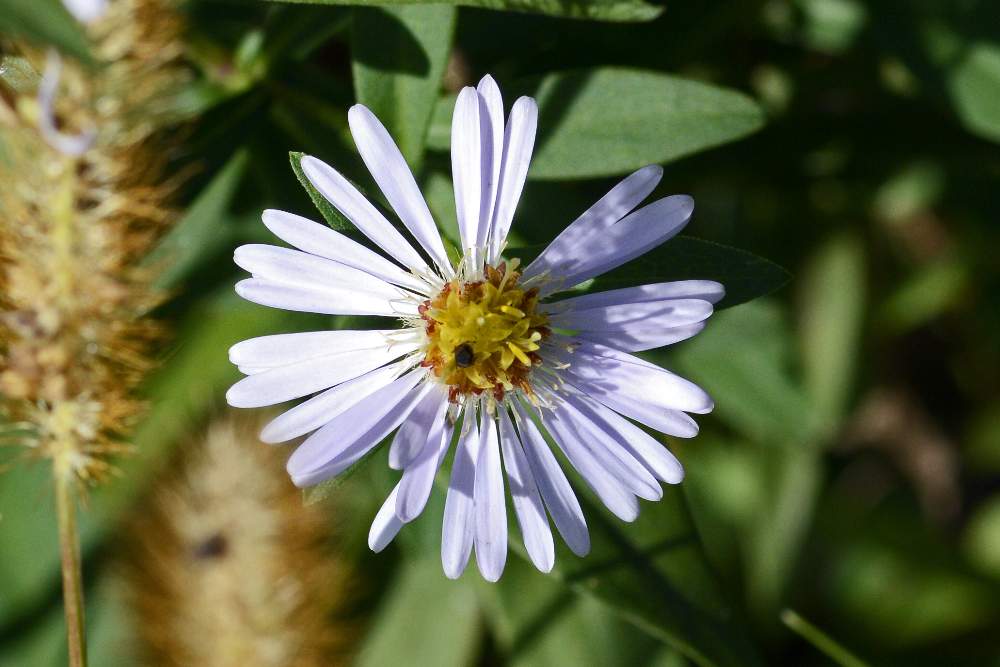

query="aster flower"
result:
[227,75,722,581]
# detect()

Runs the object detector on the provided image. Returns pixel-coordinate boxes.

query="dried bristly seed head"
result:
[0,0,186,485]
[121,414,356,667]
[419,259,550,403]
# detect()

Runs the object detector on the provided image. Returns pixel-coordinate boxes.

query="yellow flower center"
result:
[419,261,549,403]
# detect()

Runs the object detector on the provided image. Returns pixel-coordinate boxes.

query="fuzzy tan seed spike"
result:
[0,0,186,484]
[122,414,355,667]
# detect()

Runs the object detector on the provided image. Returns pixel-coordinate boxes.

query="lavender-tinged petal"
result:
[522,165,661,280]
[388,386,448,470]
[348,105,453,275]
[567,392,684,484]
[235,278,417,318]
[260,361,411,443]
[476,75,505,251]
[369,483,404,552]
[576,322,707,353]
[553,339,714,414]
[226,342,418,409]
[489,97,537,263]
[538,195,693,295]
[498,409,554,572]
[546,280,725,313]
[550,299,713,332]
[442,409,480,579]
[396,407,453,522]
[451,87,483,258]
[513,404,590,556]
[285,372,428,486]
[551,396,662,501]
[229,329,396,369]
[261,209,429,294]
[474,412,507,582]
[300,156,429,273]
[532,402,640,522]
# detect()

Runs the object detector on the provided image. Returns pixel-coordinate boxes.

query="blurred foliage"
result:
[3,0,1000,665]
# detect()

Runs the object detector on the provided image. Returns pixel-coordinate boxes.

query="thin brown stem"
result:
[55,468,87,667]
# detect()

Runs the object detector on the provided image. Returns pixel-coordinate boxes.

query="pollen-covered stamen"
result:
[420,260,549,402]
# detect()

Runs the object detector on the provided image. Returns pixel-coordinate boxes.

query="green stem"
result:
[781,609,867,667]
[55,469,87,667]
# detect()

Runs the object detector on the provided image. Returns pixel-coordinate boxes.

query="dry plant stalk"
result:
[0,1,186,664]
[123,414,355,667]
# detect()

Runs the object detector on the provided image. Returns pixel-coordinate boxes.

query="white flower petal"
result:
[396,409,453,523]
[235,278,417,317]
[538,195,693,294]
[348,105,453,275]
[549,395,662,502]
[546,281,725,313]
[555,339,714,415]
[442,409,480,579]
[300,156,429,273]
[261,209,430,294]
[522,164,662,280]
[566,374,699,438]
[513,403,590,556]
[577,322,707,353]
[534,401,640,522]
[260,361,410,443]
[388,386,448,470]
[477,75,505,253]
[567,392,684,484]
[498,409,554,572]
[369,483,405,553]
[474,411,507,582]
[489,96,537,263]
[286,372,429,487]
[551,299,713,332]
[229,329,395,369]
[226,342,418,409]
[235,244,408,301]
[451,87,483,260]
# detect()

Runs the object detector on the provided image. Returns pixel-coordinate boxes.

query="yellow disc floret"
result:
[420,261,549,403]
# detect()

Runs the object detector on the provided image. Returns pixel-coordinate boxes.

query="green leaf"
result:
[354,558,482,667]
[947,41,1000,144]
[797,234,866,433]
[0,0,92,64]
[486,556,659,667]
[148,151,249,289]
[261,0,661,23]
[352,5,456,171]
[428,69,765,179]
[544,491,763,667]
[289,150,353,230]
[505,236,789,311]
[672,301,814,445]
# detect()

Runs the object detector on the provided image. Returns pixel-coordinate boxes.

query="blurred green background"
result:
[2,0,1000,665]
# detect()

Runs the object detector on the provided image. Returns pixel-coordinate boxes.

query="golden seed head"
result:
[419,260,550,403]
[0,0,185,483]
[122,414,356,667]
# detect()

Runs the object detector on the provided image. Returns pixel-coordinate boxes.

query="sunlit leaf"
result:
[354,558,482,667]
[428,69,765,178]
[0,0,92,64]
[352,5,456,171]
[260,0,661,23]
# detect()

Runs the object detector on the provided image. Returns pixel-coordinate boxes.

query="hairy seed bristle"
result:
[121,414,356,667]
[0,0,187,484]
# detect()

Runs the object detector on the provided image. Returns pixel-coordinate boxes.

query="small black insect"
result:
[454,343,475,368]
